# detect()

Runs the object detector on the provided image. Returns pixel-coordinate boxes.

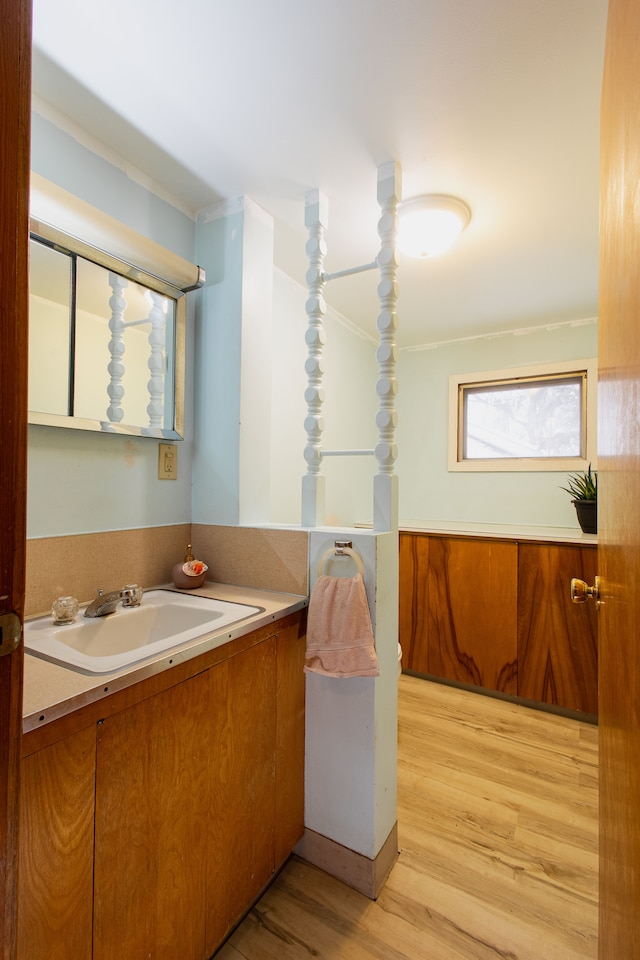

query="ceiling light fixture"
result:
[396,194,471,259]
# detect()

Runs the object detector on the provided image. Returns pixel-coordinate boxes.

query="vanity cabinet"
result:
[18,612,305,960]
[399,532,598,715]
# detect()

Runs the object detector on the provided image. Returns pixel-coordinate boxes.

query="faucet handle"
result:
[121,584,143,607]
[52,596,79,624]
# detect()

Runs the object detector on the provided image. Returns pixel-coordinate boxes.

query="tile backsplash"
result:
[26,523,309,617]
[192,525,308,597]
[26,524,191,617]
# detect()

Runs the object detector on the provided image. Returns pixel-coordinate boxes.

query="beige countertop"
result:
[23,581,308,734]
[399,519,598,545]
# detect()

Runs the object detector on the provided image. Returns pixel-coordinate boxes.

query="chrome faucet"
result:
[84,584,143,618]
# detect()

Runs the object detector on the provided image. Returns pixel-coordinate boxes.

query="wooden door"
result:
[205,638,276,956]
[274,620,306,867]
[0,2,31,958]
[17,728,96,960]
[94,674,210,960]
[598,0,640,954]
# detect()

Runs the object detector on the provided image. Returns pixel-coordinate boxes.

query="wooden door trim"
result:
[0,1,31,956]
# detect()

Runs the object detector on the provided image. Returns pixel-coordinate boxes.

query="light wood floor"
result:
[217,674,599,959]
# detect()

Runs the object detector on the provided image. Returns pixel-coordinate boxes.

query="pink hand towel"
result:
[305,573,380,678]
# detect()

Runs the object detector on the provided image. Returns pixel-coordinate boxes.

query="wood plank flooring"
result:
[216,675,598,959]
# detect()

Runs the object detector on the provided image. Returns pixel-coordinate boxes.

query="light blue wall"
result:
[270,270,378,527]
[191,206,245,524]
[31,114,195,261]
[396,321,598,528]
[192,210,377,529]
[29,110,600,538]
[28,113,196,537]
[27,425,193,537]
[268,299,599,531]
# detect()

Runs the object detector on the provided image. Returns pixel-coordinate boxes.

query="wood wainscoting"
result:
[400,532,598,717]
[518,542,598,715]
[426,535,518,694]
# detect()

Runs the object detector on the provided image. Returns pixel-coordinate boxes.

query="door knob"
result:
[570,576,601,607]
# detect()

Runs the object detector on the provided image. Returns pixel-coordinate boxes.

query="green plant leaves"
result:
[560,463,597,501]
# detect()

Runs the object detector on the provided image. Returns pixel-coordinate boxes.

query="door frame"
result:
[0,1,31,957]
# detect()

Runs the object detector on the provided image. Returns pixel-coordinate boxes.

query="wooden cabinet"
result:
[518,543,598,714]
[18,612,306,960]
[399,532,598,715]
[17,727,96,960]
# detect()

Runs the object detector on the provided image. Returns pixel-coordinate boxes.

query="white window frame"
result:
[448,358,598,472]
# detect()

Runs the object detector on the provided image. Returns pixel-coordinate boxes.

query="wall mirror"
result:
[28,174,204,440]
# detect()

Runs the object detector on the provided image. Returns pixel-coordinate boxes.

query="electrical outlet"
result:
[158,443,177,480]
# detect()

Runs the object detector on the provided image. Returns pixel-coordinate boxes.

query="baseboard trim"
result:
[403,670,598,725]
[294,822,399,900]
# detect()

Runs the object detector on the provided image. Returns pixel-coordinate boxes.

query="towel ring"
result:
[317,546,364,579]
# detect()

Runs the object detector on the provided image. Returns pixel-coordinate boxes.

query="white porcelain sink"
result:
[24,589,263,674]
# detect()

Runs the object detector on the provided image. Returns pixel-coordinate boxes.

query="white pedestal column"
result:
[298,527,399,897]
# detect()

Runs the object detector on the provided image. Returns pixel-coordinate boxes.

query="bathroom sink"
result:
[24,589,263,674]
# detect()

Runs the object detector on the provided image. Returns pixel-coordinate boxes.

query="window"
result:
[448,360,597,472]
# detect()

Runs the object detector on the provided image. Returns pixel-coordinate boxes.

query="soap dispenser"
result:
[172,544,208,589]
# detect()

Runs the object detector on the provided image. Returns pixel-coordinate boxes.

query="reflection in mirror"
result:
[73,256,176,426]
[29,234,183,439]
[28,239,72,417]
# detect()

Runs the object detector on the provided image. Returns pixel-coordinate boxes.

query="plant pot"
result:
[573,499,597,534]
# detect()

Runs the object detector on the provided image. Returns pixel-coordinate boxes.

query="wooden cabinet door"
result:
[275,620,305,868]
[428,537,518,693]
[94,672,210,960]
[518,543,598,715]
[205,638,277,956]
[399,533,429,673]
[17,727,96,960]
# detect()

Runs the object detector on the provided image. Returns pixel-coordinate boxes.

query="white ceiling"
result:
[31,0,608,348]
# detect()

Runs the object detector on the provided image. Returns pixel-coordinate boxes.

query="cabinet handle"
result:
[570,576,601,608]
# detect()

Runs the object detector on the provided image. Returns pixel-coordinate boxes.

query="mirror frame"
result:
[28,174,204,440]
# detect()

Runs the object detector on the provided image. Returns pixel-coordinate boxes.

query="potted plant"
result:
[561,463,597,534]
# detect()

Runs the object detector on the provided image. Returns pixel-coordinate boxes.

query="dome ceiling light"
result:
[396,194,471,259]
